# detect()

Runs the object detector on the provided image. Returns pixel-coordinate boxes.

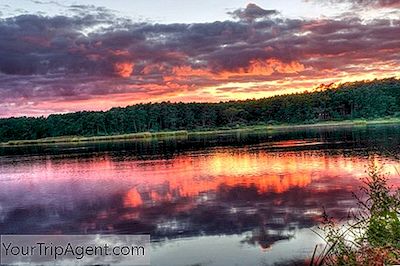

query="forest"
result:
[0,78,399,142]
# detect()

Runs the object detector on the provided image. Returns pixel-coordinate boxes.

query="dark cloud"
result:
[228,3,279,22]
[0,3,399,116]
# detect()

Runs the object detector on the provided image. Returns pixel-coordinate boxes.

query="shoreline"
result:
[1,117,400,147]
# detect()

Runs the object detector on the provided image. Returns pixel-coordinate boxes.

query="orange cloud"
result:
[231,58,305,76]
[124,188,143,207]
[141,63,166,75]
[114,62,134,78]
[170,59,305,81]
[172,65,215,78]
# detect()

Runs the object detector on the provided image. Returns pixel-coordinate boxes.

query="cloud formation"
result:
[310,0,400,8]
[228,3,279,21]
[0,3,399,116]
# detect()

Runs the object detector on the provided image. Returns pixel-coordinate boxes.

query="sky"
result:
[0,0,399,117]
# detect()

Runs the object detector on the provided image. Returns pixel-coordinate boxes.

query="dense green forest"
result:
[0,78,399,142]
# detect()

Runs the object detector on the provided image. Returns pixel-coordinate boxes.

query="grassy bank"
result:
[2,117,400,146]
[1,130,189,146]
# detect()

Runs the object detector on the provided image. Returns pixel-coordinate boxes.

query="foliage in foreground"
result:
[311,160,400,265]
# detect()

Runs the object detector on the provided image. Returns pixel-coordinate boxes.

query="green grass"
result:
[2,117,400,147]
[3,130,189,146]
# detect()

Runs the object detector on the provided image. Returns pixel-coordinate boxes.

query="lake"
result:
[1,125,400,266]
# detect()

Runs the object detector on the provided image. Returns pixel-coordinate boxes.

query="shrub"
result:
[311,159,400,265]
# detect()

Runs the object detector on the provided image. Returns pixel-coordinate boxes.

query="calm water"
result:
[1,125,400,265]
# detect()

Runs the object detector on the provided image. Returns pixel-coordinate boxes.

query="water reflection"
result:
[0,126,400,265]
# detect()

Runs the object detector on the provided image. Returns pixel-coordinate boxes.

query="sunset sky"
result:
[0,0,399,117]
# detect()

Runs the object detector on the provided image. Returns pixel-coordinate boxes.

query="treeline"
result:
[1,78,400,142]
